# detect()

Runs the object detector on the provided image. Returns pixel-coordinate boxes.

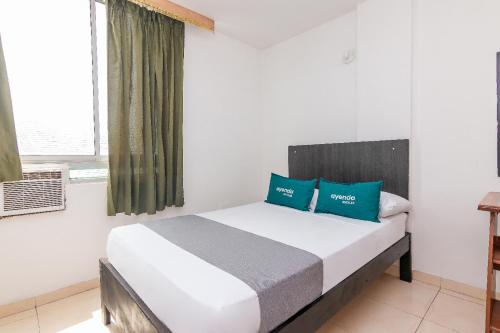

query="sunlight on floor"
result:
[48,309,118,333]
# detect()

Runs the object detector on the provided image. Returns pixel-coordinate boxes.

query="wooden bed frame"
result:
[100,139,411,333]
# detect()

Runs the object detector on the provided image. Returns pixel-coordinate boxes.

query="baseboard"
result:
[385,265,490,301]
[0,278,99,319]
[441,278,487,301]
[0,298,36,320]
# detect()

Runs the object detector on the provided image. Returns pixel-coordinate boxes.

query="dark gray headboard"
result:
[288,139,409,199]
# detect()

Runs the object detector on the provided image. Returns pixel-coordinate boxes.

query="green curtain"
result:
[107,0,185,216]
[0,35,22,182]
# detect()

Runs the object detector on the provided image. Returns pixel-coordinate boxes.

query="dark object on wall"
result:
[289,139,409,198]
[100,139,412,333]
[497,52,500,176]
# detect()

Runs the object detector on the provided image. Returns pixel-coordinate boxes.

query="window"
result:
[0,0,107,165]
[96,0,108,156]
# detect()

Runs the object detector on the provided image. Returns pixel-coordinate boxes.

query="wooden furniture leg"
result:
[486,212,497,333]
[478,192,500,333]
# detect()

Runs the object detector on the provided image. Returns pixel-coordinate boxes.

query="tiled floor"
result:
[0,274,485,333]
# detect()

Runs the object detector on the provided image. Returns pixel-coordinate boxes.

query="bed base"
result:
[99,232,411,333]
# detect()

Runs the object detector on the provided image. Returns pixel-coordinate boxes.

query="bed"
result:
[100,139,411,333]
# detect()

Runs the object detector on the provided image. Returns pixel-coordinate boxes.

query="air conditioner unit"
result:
[0,164,69,218]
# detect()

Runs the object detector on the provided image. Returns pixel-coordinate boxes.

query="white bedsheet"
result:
[107,202,407,333]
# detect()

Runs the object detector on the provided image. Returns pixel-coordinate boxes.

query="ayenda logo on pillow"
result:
[315,179,383,222]
[276,187,294,197]
[266,173,316,211]
[330,193,356,205]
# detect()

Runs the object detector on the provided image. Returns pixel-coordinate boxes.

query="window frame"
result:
[20,0,107,165]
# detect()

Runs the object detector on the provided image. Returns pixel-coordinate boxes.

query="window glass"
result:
[0,0,95,156]
[96,2,108,156]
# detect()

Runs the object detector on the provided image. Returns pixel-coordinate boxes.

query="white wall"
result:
[356,0,412,141]
[259,0,413,184]
[411,0,500,288]
[259,0,500,292]
[260,12,358,181]
[0,25,263,306]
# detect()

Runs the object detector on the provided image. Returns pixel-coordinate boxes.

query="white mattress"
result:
[107,202,407,333]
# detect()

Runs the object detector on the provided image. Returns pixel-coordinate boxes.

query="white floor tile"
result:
[0,316,38,333]
[362,274,439,317]
[333,297,421,333]
[417,320,458,333]
[37,289,118,333]
[425,292,485,333]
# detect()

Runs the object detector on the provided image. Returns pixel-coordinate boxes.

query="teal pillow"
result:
[315,179,383,222]
[265,173,316,211]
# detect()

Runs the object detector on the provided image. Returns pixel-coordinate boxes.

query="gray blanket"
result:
[143,215,323,332]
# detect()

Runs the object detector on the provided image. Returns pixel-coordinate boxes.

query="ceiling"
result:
[173,0,366,49]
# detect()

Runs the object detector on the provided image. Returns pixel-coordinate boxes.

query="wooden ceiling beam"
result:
[128,0,214,31]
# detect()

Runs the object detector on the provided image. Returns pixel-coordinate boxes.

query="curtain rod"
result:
[97,0,214,31]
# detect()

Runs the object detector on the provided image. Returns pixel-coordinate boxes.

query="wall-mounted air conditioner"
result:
[0,164,69,218]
